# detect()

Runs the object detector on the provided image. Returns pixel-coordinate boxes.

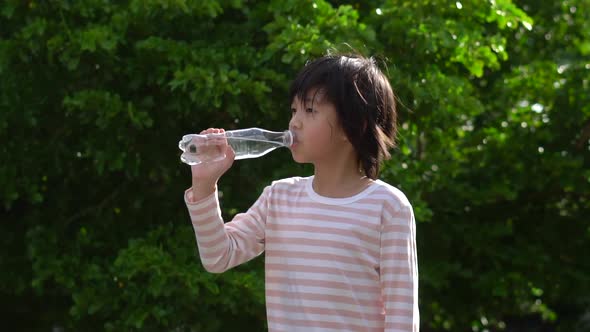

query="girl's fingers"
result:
[194,128,228,149]
[201,128,225,134]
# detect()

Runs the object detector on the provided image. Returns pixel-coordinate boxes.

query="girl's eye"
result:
[305,108,314,113]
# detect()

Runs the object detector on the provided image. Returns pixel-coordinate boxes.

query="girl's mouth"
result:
[289,131,299,148]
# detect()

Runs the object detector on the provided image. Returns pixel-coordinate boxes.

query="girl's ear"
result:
[339,131,349,142]
[337,125,350,142]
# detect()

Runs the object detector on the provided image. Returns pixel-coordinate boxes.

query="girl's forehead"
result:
[292,87,329,105]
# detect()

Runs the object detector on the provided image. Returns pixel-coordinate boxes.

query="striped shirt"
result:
[185,176,419,331]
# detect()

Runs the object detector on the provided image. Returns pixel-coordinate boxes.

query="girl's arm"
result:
[185,185,269,273]
[380,202,420,332]
[185,127,267,273]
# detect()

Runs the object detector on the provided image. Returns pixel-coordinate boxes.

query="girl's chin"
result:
[290,151,305,163]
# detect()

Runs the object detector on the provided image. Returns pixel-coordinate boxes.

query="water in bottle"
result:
[178,128,293,165]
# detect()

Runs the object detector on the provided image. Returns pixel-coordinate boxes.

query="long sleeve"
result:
[184,186,270,273]
[380,202,419,331]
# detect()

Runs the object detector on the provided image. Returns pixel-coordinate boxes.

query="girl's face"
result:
[288,88,348,164]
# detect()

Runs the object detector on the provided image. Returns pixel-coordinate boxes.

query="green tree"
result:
[1,0,588,331]
[366,0,590,330]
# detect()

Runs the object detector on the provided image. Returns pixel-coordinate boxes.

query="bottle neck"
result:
[282,130,293,147]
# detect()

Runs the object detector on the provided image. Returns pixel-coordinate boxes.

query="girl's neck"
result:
[312,160,373,198]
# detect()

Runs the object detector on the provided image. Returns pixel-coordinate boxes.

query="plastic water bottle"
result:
[178,128,293,165]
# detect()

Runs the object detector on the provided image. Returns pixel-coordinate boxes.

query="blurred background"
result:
[1,0,589,331]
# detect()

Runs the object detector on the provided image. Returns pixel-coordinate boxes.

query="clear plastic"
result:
[178,128,293,165]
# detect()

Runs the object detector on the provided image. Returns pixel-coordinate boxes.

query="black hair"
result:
[289,53,397,179]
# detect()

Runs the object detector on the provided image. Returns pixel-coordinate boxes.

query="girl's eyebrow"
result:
[290,97,314,106]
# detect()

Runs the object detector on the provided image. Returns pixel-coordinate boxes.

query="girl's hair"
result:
[289,53,397,179]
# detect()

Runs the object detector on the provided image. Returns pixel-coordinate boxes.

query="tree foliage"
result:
[1,0,589,331]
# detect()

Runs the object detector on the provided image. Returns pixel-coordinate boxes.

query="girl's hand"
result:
[190,128,235,201]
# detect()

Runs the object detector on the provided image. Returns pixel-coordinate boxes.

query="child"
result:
[184,53,419,331]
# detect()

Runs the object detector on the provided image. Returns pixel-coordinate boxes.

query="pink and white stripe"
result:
[186,176,419,331]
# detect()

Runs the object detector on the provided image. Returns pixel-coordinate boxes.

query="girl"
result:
[184,54,419,331]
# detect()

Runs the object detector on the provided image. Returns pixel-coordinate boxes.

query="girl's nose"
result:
[289,112,301,130]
